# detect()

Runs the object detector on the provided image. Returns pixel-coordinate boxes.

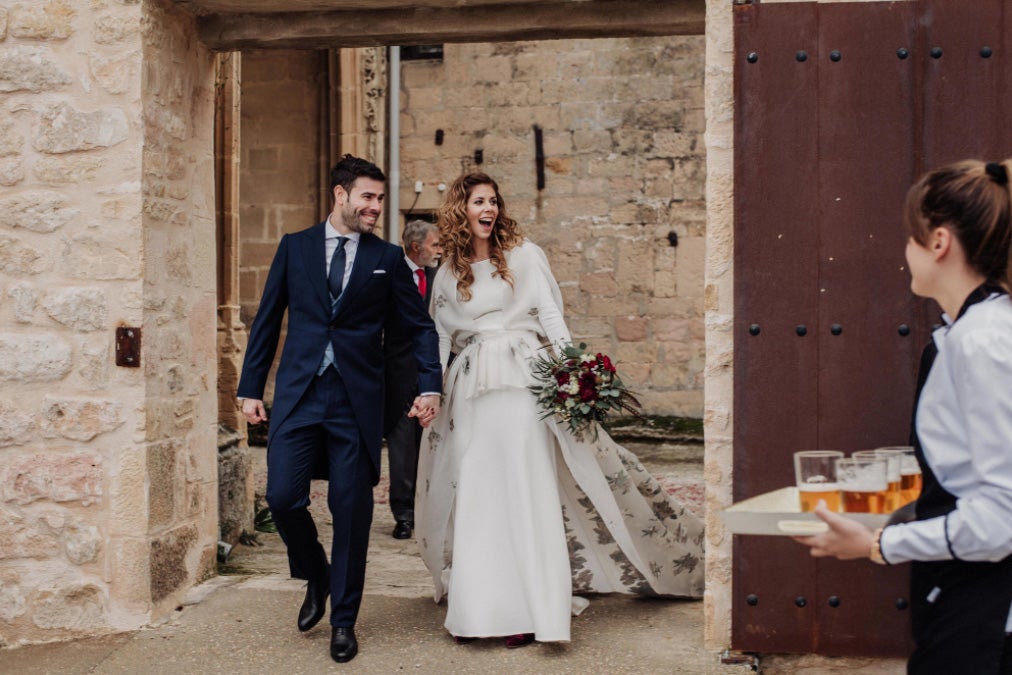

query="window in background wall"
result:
[401,45,444,61]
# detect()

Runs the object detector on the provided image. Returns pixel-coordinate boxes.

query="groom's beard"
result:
[342,202,380,234]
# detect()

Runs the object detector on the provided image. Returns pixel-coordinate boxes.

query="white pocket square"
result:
[372,269,387,274]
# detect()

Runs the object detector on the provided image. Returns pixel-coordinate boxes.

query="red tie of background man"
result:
[415,268,426,297]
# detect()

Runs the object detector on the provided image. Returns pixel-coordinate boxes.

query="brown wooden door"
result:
[733,0,1012,656]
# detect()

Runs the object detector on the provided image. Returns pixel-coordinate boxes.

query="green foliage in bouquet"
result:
[529,342,642,439]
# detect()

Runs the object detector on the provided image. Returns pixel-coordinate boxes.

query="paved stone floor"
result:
[1,439,904,674]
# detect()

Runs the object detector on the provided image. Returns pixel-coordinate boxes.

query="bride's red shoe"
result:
[504,633,535,649]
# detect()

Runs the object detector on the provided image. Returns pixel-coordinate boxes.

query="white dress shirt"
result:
[319,220,359,373]
[879,293,1012,629]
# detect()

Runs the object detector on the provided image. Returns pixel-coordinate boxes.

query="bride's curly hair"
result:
[437,172,524,301]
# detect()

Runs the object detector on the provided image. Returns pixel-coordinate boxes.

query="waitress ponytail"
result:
[905,158,1012,292]
[992,160,1012,292]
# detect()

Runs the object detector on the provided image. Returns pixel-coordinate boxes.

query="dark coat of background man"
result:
[236,155,441,664]
[383,219,442,540]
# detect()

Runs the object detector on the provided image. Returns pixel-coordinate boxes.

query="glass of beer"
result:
[836,456,889,513]
[794,450,844,512]
[854,449,902,512]
[878,446,921,505]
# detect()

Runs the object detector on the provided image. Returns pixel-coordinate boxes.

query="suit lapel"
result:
[333,232,383,319]
[301,222,330,312]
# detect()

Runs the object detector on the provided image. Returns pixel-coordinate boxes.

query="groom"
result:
[237,155,441,663]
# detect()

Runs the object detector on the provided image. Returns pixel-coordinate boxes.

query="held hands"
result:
[242,398,268,425]
[793,501,876,560]
[408,394,441,428]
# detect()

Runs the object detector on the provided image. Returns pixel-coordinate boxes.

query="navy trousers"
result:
[265,366,374,628]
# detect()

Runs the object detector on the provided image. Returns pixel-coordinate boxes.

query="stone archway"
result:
[1,0,740,652]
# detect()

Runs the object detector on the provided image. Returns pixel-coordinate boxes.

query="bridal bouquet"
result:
[529,343,641,439]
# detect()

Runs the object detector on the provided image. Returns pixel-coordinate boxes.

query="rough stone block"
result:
[0,452,102,506]
[0,507,60,560]
[32,583,107,631]
[0,191,77,233]
[9,1,75,40]
[0,120,22,157]
[0,235,50,275]
[63,521,101,565]
[42,397,123,442]
[654,318,693,343]
[147,440,180,528]
[0,8,7,39]
[62,235,141,280]
[514,51,557,82]
[0,157,24,186]
[33,155,105,185]
[41,288,107,332]
[615,341,659,363]
[0,399,35,447]
[618,362,651,387]
[615,316,649,342]
[0,333,72,382]
[568,316,613,341]
[75,340,109,390]
[0,572,26,622]
[0,46,72,92]
[404,86,443,111]
[34,102,129,154]
[217,443,252,550]
[580,272,617,297]
[89,49,139,96]
[150,525,198,603]
[93,12,138,45]
[7,284,38,323]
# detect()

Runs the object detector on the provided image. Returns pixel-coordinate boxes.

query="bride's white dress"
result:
[416,240,704,641]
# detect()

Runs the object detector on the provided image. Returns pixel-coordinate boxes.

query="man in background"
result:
[383,219,442,540]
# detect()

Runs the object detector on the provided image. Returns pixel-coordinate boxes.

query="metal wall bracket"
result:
[115,326,141,367]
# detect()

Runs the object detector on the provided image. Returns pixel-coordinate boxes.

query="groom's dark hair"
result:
[330,154,386,195]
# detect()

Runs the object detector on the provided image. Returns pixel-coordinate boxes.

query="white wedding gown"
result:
[416,241,705,642]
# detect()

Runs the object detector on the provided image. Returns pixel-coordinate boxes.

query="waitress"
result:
[795,159,1012,674]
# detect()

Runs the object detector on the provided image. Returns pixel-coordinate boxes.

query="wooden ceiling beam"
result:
[196,0,705,50]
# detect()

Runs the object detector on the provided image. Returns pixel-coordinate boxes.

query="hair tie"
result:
[984,161,1009,186]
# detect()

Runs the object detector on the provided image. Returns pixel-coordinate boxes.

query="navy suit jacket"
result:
[237,222,441,483]
[382,265,436,436]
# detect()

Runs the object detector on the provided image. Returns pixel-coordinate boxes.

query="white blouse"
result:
[879,293,1012,628]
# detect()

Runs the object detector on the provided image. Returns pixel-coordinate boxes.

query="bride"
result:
[415,172,705,648]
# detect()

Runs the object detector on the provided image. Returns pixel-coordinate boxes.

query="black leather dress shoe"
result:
[330,627,358,663]
[297,577,329,632]
[392,520,413,540]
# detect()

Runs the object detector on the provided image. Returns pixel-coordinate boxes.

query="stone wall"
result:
[0,0,217,646]
[237,49,323,404]
[702,0,735,650]
[398,37,707,416]
[140,0,218,610]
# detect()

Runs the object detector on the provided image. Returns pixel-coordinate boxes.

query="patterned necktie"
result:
[415,268,426,298]
[329,236,348,299]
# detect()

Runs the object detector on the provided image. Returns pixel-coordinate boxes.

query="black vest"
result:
[905,285,1012,675]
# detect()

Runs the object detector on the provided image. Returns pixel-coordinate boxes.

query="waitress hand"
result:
[793,501,876,560]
